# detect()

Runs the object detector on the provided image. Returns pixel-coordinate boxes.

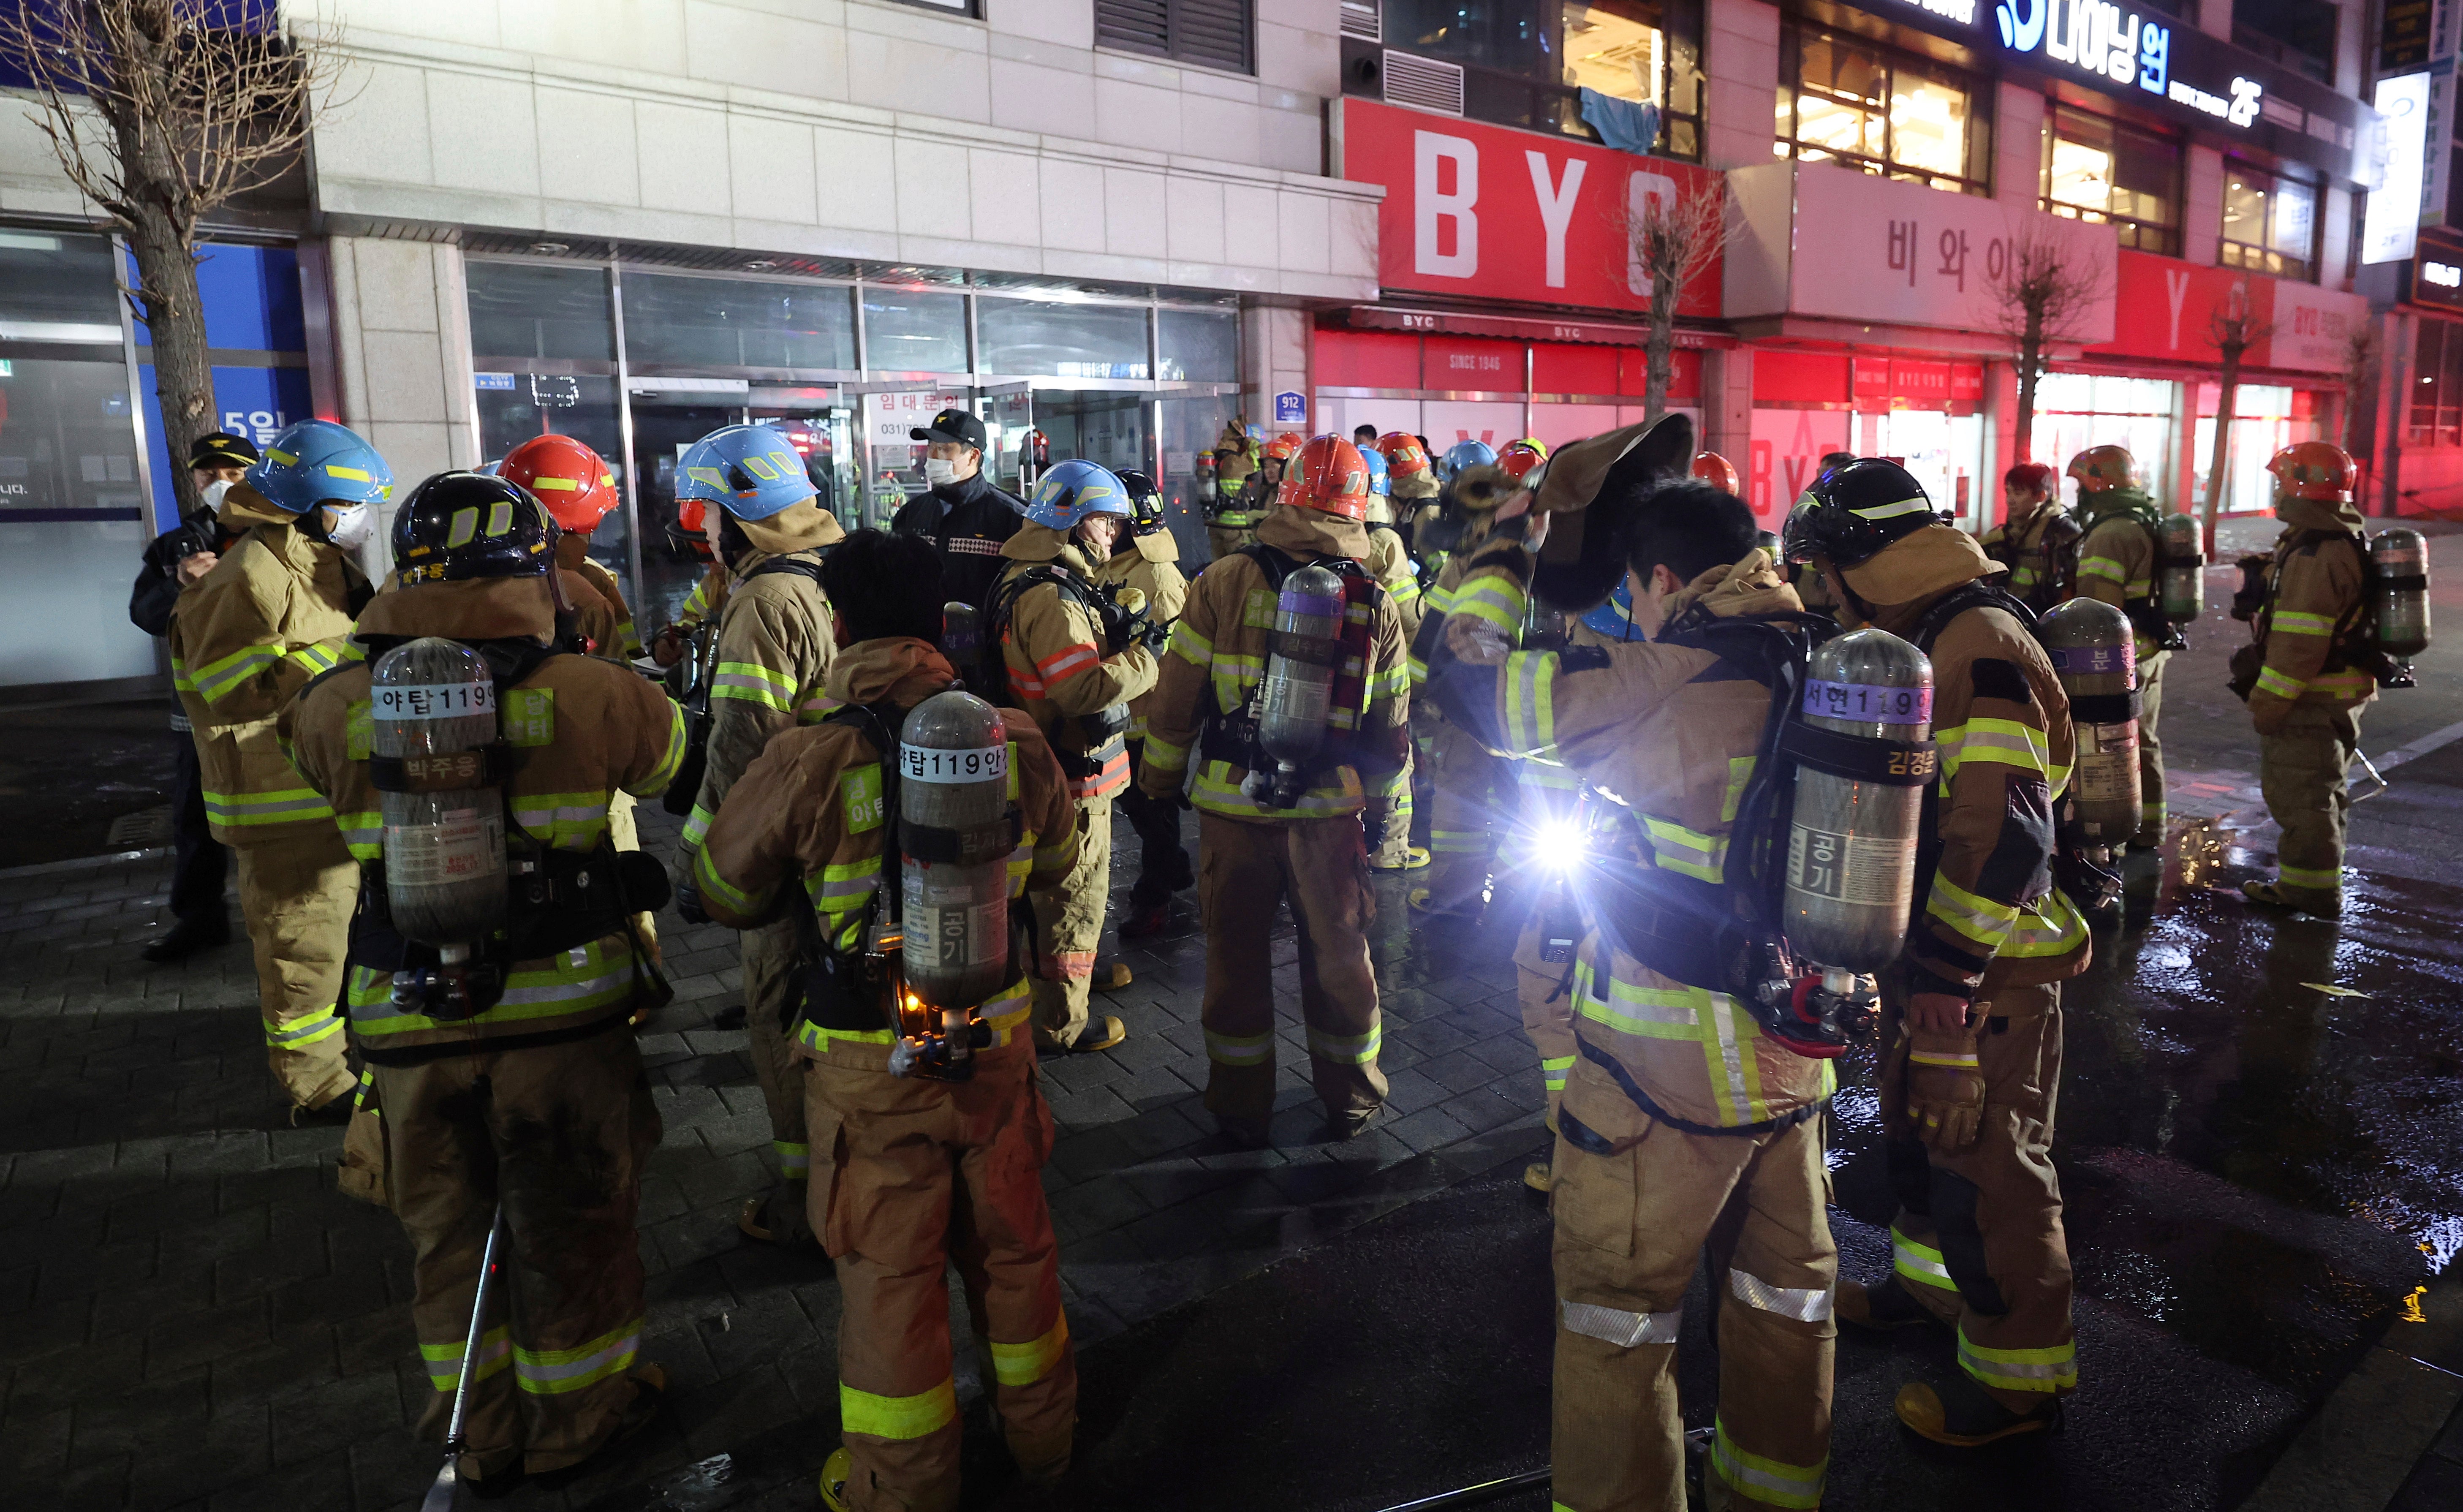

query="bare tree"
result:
[0,1,350,518]
[2198,279,2273,555]
[2339,322,2381,507]
[1988,222,2107,464]
[1620,174,1729,423]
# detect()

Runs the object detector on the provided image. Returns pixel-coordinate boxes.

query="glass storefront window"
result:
[1158,310,1237,382]
[2042,106,2182,257]
[2220,161,2317,283]
[1776,24,1988,196]
[466,262,616,362]
[472,373,636,611]
[2409,319,2463,448]
[2031,373,2180,510]
[0,230,123,342]
[1377,0,1704,158]
[621,273,856,372]
[862,288,967,374]
[2194,383,2300,515]
[0,356,155,684]
[977,299,1150,380]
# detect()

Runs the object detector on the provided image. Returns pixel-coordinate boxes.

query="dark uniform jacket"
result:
[891,470,1025,611]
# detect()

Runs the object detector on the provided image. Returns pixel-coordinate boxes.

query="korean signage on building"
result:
[1331,98,1724,319]
[2082,250,2369,372]
[1876,0,2378,185]
[1724,160,2119,341]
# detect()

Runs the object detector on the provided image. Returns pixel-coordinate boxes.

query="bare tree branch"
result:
[1988,220,2109,466]
[0,0,357,516]
[2199,277,2273,554]
[1617,174,1729,424]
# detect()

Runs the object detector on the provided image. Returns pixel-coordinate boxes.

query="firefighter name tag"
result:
[1802,679,1931,724]
[899,742,1009,783]
[373,682,497,719]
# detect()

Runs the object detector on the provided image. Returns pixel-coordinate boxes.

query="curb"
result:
[0,846,170,882]
[2240,1275,2463,1512]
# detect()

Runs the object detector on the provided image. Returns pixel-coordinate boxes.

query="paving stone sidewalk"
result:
[0,804,1552,1511]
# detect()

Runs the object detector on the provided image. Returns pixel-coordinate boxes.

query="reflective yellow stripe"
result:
[712,660,796,710]
[507,789,612,846]
[2269,610,2335,636]
[1305,1023,1381,1064]
[345,937,637,1038]
[264,1006,344,1050]
[1925,874,2019,953]
[840,1377,958,1440]
[1892,1226,1956,1292]
[421,1326,511,1390]
[1191,759,1364,819]
[204,786,335,827]
[988,1316,1070,1386]
[1709,1417,1827,1511]
[1451,576,1525,634]
[1143,731,1190,772]
[1936,717,2050,780]
[336,810,383,861]
[1166,617,1212,666]
[2077,555,2126,583]
[2278,862,2342,889]
[2001,891,2089,958]
[1957,1325,2077,1392]
[1501,650,1557,757]
[633,703,688,795]
[514,1317,640,1394]
[1540,1054,1574,1091]
[693,844,761,916]
[1571,957,1834,1127]
[1642,816,1727,883]
[2254,666,2308,700]
[191,643,280,703]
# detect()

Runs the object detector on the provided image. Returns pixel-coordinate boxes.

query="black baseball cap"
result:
[188,432,261,469]
[910,408,987,451]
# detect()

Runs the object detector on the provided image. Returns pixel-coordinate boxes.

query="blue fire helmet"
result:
[677,424,814,522]
[475,460,502,476]
[1580,580,1642,642]
[1438,439,1497,481]
[1025,460,1132,531]
[245,420,393,514]
[1361,448,1391,496]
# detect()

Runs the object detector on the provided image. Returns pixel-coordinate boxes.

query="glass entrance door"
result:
[625,395,744,628]
[976,383,1033,495]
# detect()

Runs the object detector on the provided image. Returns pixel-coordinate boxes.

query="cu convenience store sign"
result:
[1332,98,1723,320]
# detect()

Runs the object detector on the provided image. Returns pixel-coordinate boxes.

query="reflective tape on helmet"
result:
[1849,495,1933,520]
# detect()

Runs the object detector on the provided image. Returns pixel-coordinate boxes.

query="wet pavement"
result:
[3,513,2461,1510]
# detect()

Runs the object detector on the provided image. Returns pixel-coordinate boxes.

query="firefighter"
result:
[1692,449,1741,495]
[1205,428,1277,562]
[1424,417,1835,1512]
[130,432,261,962]
[165,419,384,1121]
[1138,435,1411,1145]
[675,423,848,1247]
[280,472,683,1491]
[1099,469,1196,938]
[1979,460,2077,615]
[2236,443,2376,916]
[987,460,1161,1052]
[1409,443,1545,919]
[1792,449,1858,614]
[888,408,1025,612]
[2067,445,2172,848]
[1379,430,1440,556]
[649,490,725,668]
[501,433,666,1010]
[1357,446,1427,872]
[1794,461,2091,1447]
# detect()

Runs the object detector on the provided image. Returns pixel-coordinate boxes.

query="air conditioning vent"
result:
[1340,1,1381,42]
[1382,51,1463,115]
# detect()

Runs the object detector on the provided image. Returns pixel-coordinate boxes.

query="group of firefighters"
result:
[127,389,2416,1509]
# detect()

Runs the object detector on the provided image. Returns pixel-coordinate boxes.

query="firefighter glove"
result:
[1903,1030,1986,1153]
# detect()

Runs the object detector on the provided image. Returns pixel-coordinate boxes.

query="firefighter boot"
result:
[819,1447,852,1512]
[1835,1276,1941,1331]
[1895,1373,2061,1447]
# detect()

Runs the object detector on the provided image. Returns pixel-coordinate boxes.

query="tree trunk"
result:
[2201,345,2244,557]
[1644,263,1677,423]
[125,210,213,521]
[2013,304,2044,466]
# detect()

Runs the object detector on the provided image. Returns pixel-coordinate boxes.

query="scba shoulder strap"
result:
[1909,582,2036,658]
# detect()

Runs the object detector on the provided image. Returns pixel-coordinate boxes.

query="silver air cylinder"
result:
[2373,528,2431,660]
[372,637,506,952]
[2039,598,2140,847]
[2160,514,2205,623]
[1244,563,1346,807]
[1784,628,1933,974]
[899,691,1011,1056]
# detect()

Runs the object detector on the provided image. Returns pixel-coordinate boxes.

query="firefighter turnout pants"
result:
[1551,1061,1835,1512]
[1118,741,1192,908]
[1879,980,2076,1414]
[2136,650,2169,843]
[742,915,813,1223]
[1424,718,1517,913]
[1514,908,1577,1126]
[810,1053,1074,1512]
[1033,795,1112,1050]
[1196,811,1387,1123]
[376,1022,661,1478]
[233,828,358,1112]
[2259,703,2362,905]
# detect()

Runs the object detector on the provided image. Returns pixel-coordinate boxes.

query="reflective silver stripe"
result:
[1561,1299,1682,1347]
[1729,1268,1834,1322]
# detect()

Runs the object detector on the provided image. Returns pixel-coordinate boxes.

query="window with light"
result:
[1775,22,1990,196]
[1380,0,1705,159]
[2220,160,2317,282]
[2041,105,2182,257]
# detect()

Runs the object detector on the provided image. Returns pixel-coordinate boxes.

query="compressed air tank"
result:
[371,637,505,949]
[1244,563,1345,807]
[1783,628,1933,972]
[2373,528,2431,659]
[2039,598,2141,846]
[898,691,1011,1038]
[2160,514,2205,623]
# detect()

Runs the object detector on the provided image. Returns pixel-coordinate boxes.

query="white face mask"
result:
[324,503,376,552]
[923,457,960,489]
[199,479,233,512]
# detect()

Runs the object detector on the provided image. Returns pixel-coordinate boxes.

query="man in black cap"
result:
[127,431,261,961]
[889,407,1025,612]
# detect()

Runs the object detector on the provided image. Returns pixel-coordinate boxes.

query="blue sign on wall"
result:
[123,241,313,531]
[1272,390,1307,426]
